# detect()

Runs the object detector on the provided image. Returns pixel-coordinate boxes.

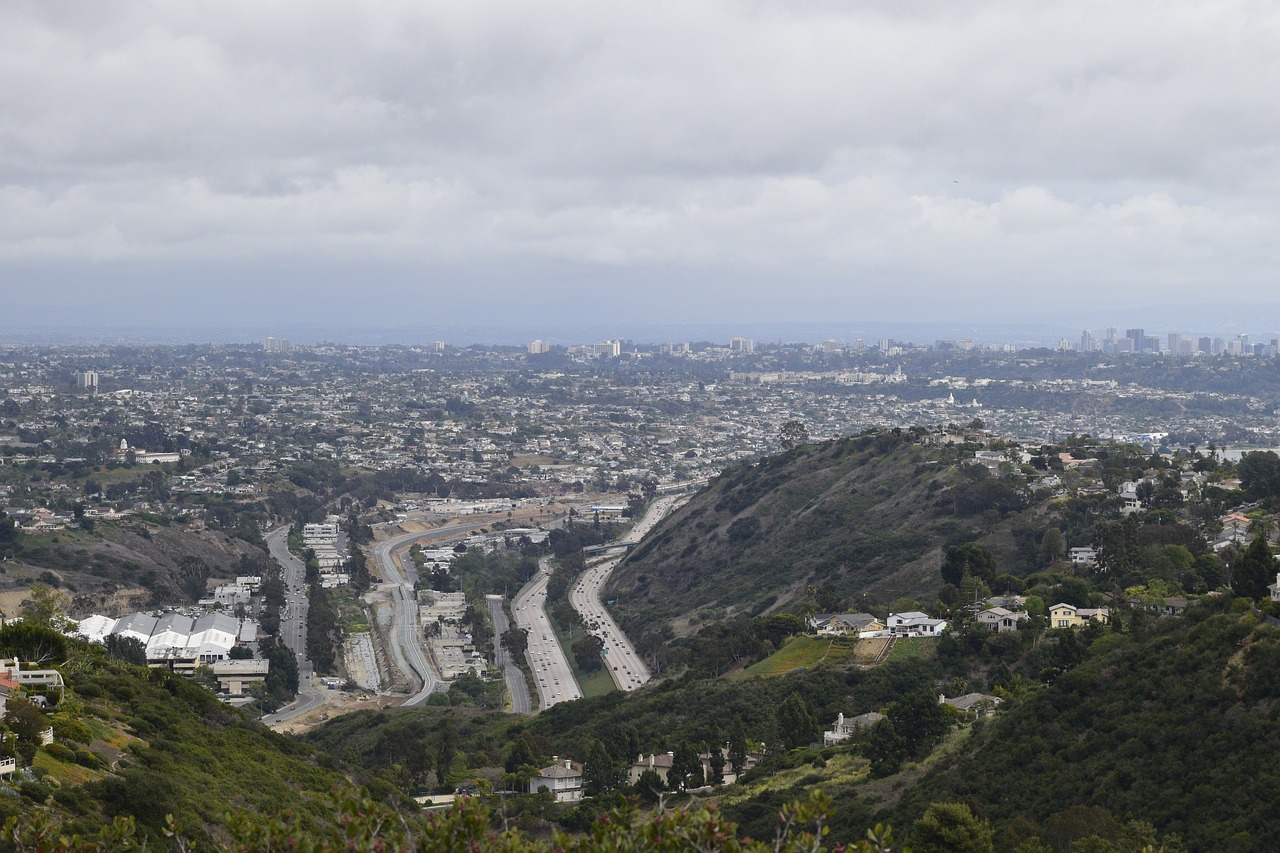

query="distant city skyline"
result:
[5,3,1280,333]
[4,317,1280,351]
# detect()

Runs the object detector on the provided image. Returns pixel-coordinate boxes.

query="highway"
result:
[567,496,683,691]
[370,528,453,705]
[512,556,582,709]
[261,528,326,725]
[486,595,532,714]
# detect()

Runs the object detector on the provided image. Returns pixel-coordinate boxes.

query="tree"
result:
[1040,528,1065,565]
[504,734,539,776]
[1233,533,1274,600]
[0,511,17,559]
[1238,451,1280,502]
[911,803,995,853]
[104,634,148,665]
[19,583,70,631]
[5,697,50,765]
[865,717,907,777]
[501,626,528,660]
[572,634,604,673]
[0,622,68,665]
[634,768,664,802]
[582,737,621,797]
[728,720,749,776]
[888,686,948,757]
[667,740,703,791]
[777,692,820,750]
[941,543,997,588]
[778,420,810,450]
[435,718,458,787]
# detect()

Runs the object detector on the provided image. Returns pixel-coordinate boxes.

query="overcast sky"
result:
[4,1,1280,338]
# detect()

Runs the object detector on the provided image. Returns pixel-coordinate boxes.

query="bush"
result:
[18,781,51,803]
[74,683,103,699]
[74,748,106,769]
[51,714,93,745]
[43,742,77,764]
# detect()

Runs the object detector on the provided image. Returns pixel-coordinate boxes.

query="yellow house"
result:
[1049,603,1110,629]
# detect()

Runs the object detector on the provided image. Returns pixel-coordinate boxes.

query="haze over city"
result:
[4,1,1280,338]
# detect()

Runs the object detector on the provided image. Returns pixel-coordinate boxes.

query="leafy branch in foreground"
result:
[5,787,903,853]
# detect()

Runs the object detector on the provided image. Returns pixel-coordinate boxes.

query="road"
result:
[567,496,682,692]
[370,528,453,705]
[512,556,582,709]
[261,528,326,725]
[486,595,532,714]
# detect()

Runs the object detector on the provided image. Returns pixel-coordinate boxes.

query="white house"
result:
[530,758,583,803]
[1068,547,1097,567]
[888,612,948,637]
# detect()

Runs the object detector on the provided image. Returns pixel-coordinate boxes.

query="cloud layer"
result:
[4,1,1279,328]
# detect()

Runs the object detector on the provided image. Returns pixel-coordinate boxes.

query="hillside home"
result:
[888,612,948,637]
[1068,547,1098,567]
[627,752,674,786]
[811,613,885,637]
[0,658,65,706]
[942,692,1002,717]
[1049,603,1111,629]
[823,711,886,745]
[628,748,761,787]
[530,757,583,803]
[976,606,1029,633]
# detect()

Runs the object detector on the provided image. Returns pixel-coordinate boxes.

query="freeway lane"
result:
[369,528,453,705]
[567,496,682,691]
[512,556,582,710]
[261,528,326,725]
[368,518,523,704]
[486,595,532,714]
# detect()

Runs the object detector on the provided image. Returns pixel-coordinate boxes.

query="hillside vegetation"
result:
[893,603,1280,851]
[0,638,346,843]
[608,429,1028,634]
[1,519,266,615]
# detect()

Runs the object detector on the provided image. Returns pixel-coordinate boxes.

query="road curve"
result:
[370,530,448,705]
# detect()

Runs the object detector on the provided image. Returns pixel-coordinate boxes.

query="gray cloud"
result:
[3,0,1279,331]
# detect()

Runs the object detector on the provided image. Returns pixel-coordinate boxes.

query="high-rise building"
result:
[1125,328,1145,353]
[729,336,755,354]
[1080,330,1096,352]
[76,371,98,392]
[527,340,550,354]
[1167,333,1181,355]
[1198,336,1212,354]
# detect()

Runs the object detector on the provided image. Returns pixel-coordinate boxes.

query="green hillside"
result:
[0,638,348,843]
[608,429,1033,634]
[891,603,1280,851]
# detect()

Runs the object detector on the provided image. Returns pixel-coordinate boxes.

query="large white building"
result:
[74,610,245,672]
